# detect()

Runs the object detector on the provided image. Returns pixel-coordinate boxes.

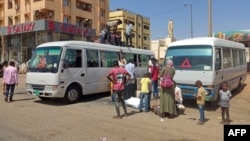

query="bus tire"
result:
[237,79,242,92]
[63,86,80,104]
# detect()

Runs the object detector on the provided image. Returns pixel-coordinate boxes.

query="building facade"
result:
[150,20,176,64]
[0,0,109,62]
[109,8,150,49]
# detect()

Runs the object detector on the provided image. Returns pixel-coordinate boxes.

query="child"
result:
[174,81,185,115]
[219,82,232,124]
[194,80,206,125]
[138,73,151,112]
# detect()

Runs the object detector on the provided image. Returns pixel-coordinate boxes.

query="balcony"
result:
[32,0,55,11]
[34,9,54,20]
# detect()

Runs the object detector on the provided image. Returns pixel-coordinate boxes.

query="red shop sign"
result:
[8,22,35,34]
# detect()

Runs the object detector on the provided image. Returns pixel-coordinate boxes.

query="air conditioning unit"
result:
[48,11,53,17]
[15,5,19,10]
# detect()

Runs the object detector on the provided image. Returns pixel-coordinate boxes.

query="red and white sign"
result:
[180,58,192,68]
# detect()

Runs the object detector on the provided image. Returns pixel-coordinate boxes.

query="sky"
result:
[110,0,250,40]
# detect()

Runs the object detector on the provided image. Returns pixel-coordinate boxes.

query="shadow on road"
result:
[183,83,247,112]
[13,97,36,102]
[32,92,111,106]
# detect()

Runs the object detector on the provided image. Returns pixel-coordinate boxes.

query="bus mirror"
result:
[53,63,57,68]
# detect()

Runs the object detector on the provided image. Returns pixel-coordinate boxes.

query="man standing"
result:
[125,20,133,47]
[107,60,131,119]
[3,61,18,103]
[106,19,122,44]
[125,59,136,99]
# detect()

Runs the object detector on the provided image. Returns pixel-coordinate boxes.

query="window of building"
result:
[15,16,20,24]
[100,9,105,17]
[0,20,3,27]
[63,16,70,24]
[63,0,69,6]
[24,14,30,22]
[144,25,149,30]
[8,16,13,25]
[125,19,135,26]
[143,36,148,40]
[76,2,92,12]
[8,0,13,9]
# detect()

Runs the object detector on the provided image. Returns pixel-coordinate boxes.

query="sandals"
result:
[112,116,121,119]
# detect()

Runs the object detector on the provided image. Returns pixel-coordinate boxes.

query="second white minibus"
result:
[164,37,247,106]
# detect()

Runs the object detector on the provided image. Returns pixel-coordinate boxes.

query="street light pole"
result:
[208,0,212,37]
[185,4,193,38]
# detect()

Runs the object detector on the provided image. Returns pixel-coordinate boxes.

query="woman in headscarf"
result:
[159,59,177,118]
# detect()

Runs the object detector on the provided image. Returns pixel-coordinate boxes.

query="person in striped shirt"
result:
[3,61,18,103]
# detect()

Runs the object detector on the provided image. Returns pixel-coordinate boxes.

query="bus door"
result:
[214,48,224,98]
[60,48,86,91]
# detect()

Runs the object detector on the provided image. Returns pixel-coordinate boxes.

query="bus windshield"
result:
[165,45,213,71]
[29,46,62,73]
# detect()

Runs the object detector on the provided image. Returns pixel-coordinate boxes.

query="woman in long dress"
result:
[159,60,177,118]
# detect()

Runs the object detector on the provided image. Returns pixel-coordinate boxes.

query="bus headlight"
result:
[26,84,32,89]
[205,90,211,95]
[45,85,57,91]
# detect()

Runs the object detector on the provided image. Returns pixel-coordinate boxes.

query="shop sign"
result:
[60,23,91,37]
[47,21,91,37]
[7,22,35,34]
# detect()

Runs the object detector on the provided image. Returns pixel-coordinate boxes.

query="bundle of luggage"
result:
[151,103,186,116]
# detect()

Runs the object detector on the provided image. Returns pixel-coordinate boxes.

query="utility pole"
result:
[184,4,193,38]
[208,0,212,37]
[1,31,5,62]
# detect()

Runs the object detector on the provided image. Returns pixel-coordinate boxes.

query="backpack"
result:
[160,74,173,88]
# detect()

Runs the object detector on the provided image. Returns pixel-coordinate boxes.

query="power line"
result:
[149,7,185,18]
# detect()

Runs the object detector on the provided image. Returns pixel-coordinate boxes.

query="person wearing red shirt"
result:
[107,60,131,119]
[149,58,160,100]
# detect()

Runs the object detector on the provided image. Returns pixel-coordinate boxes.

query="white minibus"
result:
[164,37,247,106]
[26,41,154,103]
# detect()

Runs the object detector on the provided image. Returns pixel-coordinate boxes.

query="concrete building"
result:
[150,20,176,64]
[109,8,150,49]
[0,0,109,62]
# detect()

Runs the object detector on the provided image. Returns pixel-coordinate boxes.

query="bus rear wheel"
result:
[63,86,80,104]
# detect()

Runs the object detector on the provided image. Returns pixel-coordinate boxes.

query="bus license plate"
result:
[34,90,40,96]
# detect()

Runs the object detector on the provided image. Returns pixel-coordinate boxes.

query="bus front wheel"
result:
[63,86,80,104]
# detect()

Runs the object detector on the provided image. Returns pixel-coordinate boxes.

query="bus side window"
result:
[86,50,99,67]
[215,48,221,70]
[74,50,82,67]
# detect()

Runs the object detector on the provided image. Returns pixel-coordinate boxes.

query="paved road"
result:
[0,74,250,141]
